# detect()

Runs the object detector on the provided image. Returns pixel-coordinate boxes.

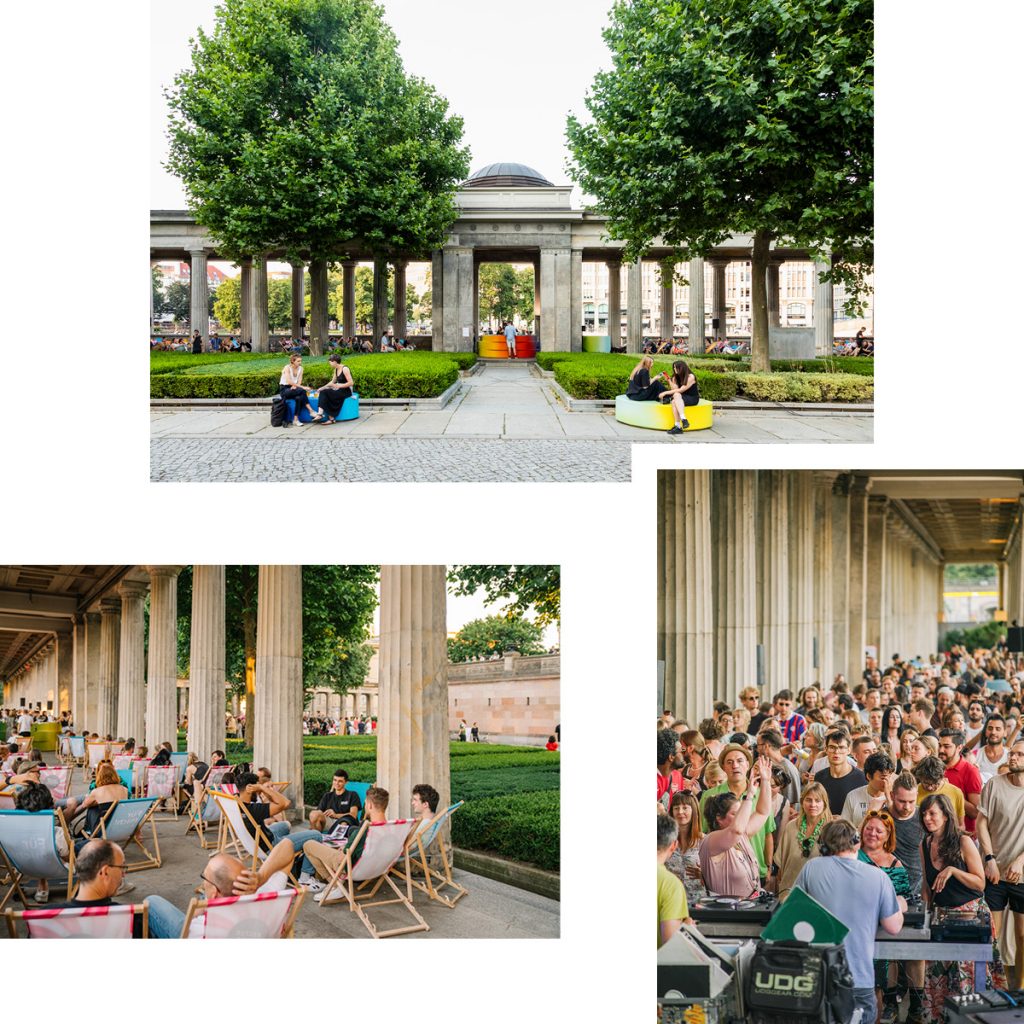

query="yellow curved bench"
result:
[614,395,713,431]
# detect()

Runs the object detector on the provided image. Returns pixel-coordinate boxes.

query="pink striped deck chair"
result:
[145,765,179,816]
[180,888,304,939]
[5,903,147,938]
[112,755,134,773]
[84,743,107,782]
[38,767,73,802]
[393,801,468,908]
[207,792,299,885]
[185,766,231,848]
[318,818,429,938]
[0,792,16,811]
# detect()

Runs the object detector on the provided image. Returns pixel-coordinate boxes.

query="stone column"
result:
[308,258,328,356]
[471,259,480,344]
[847,476,870,681]
[606,260,621,346]
[658,472,714,722]
[146,566,183,751]
[813,473,837,686]
[252,256,269,352]
[831,475,852,682]
[766,258,782,326]
[626,257,643,353]
[865,496,889,663]
[378,566,450,824]
[116,580,149,743]
[659,261,675,340]
[533,259,541,340]
[239,257,252,347]
[814,259,834,356]
[757,471,790,691]
[188,566,225,759]
[57,630,73,714]
[189,249,209,349]
[342,260,357,340]
[73,615,87,726]
[570,248,583,351]
[290,261,305,342]
[441,247,474,352]
[84,611,102,730]
[788,473,815,691]
[688,256,705,353]
[372,256,390,345]
[254,566,304,818]
[712,471,758,704]
[96,598,121,736]
[393,259,408,341]
[710,259,728,342]
[540,247,572,351]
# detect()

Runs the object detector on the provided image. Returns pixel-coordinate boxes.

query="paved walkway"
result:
[150,362,873,482]
[2,754,560,939]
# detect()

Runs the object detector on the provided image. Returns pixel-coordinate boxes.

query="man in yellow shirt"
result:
[913,755,965,828]
[657,814,691,947]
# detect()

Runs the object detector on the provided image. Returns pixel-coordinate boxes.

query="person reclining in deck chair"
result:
[13,781,71,904]
[299,785,390,899]
[52,839,145,937]
[234,771,321,863]
[308,768,362,834]
[410,783,440,841]
[146,849,290,939]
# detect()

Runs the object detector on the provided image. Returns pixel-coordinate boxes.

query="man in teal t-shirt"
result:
[699,743,776,877]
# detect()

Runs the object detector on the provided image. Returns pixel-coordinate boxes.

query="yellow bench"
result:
[613,395,713,431]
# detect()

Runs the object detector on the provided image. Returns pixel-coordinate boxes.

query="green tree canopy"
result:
[566,0,873,371]
[213,275,242,330]
[944,564,998,587]
[268,278,293,331]
[478,264,535,330]
[165,0,470,268]
[447,566,560,628]
[152,266,165,319]
[447,614,545,663]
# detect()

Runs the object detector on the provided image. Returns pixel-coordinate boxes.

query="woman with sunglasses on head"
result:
[770,781,831,901]
[920,792,1006,1021]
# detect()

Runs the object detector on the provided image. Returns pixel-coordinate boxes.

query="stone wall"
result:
[447,652,560,746]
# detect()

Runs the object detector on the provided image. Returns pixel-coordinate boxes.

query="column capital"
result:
[707,256,730,269]
[238,256,253,268]
[289,259,306,269]
[392,257,408,270]
[341,259,358,269]
[98,597,121,615]
[145,565,185,580]
[867,493,890,514]
[117,579,150,602]
[188,248,211,260]
[767,255,786,267]
[605,258,622,269]
[849,473,872,497]
[812,470,840,489]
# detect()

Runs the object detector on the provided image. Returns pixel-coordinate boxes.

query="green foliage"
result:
[163,281,191,322]
[566,0,873,369]
[945,564,998,587]
[730,372,872,402]
[150,352,464,398]
[447,614,545,663]
[152,266,165,318]
[941,621,1006,651]
[213,275,242,330]
[477,264,535,329]
[448,566,560,629]
[268,278,294,331]
[550,355,739,401]
[165,0,470,266]
[451,790,560,871]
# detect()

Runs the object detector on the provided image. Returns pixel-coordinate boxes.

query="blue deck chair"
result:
[67,736,86,767]
[169,752,189,770]
[0,809,75,910]
[185,767,231,849]
[346,782,370,822]
[95,798,161,871]
[392,801,468,908]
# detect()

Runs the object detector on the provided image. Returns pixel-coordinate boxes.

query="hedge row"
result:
[536,350,872,378]
[729,372,873,402]
[552,356,739,401]
[151,353,463,399]
[451,790,560,872]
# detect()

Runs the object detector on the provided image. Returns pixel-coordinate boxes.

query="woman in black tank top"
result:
[920,793,1005,1018]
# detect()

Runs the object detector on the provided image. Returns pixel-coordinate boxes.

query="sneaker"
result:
[116,880,136,896]
[667,426,683,435]
[303,877,325,894]
[32,889,49,904]
[313,885,343,903]
[879,1003,898,1024]
[681,419,690,430]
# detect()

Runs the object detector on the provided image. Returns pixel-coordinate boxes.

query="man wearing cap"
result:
[699,743,776,882]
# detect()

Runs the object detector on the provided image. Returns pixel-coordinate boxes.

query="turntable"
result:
[691,894,779,925]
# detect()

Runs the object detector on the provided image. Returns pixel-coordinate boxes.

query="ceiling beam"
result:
[0,613,71,635]
[0,590,79,617]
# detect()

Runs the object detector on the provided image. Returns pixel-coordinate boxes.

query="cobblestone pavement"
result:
[151,361,873,481]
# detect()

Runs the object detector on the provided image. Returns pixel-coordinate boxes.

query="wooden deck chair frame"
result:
[0,808,76,911]
[5,902,149,938]
[179,887,304,939]
[393,802,468,909]
[208,791,299,886]
[96,798,161,872]
[318,819,430,938]
[185,766,231,845]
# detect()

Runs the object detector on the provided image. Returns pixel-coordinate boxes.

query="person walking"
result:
[503,320,517,358]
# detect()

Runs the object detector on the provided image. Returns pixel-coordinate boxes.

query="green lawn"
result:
[180,734,560,872]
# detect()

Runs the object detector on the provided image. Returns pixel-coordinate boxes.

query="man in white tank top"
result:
[978,715,1010,785]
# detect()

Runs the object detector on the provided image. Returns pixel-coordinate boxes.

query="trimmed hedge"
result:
[451,790,559,872]
[550,354,739,401]
[151,352,464,399]
[729,372,873,402]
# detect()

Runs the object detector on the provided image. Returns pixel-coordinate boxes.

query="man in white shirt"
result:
[978,714,1011,785]
[841,751,895,827]
[503,321,517,358]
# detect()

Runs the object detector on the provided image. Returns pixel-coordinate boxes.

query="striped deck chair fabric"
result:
[182,888,303,939]
[38,767,73,802]
[5,903,147,938]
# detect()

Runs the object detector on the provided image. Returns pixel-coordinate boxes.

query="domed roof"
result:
[464,162,554,188]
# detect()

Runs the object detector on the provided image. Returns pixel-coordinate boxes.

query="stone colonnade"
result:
[657,471,943,724]
[1002,507,1024,635]
[308,688,378,719]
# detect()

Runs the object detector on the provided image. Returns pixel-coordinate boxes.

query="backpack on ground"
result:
[270,397,287,427]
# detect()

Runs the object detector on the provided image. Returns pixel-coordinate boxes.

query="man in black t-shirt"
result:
[309,768,362,833]
[813,729,867,815]
[56,839,144,938]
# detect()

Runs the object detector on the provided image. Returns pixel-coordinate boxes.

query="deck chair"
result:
[95,798,161,871]
[208,792,299,885]
[5,902,148,938]
[38,766,73,802]
[0,809,75,911]
[394,801,468,908]
[185,767,230,847]
[180,888,304,939]
[0,791,16,811]
[112,755,134,772]
[169,752,189,772]
[144,765,180,816]
[57,735,72,765]
[84,743,107,782]
[67,736,86,767]
[318,818,429,938]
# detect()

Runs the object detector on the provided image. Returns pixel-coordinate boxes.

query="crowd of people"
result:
[657,644,1024,1024]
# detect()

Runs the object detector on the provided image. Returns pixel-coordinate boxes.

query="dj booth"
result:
[659,894,995,1023]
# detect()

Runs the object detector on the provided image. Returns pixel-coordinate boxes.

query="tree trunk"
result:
[372,255,390,349]
[750,229,772,373]
[308,257,328,356]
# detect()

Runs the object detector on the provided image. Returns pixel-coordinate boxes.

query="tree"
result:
[151,266,165,320]
[447,615,545,663]
[447,566,560,628]
[354,265,373,328]
[175,565,379,742]
[268,278,293,331]
[566,0,873,371]
[405,283,418,325]
[213,275,242,330]
[165,0,470,353]
[163,281,191,323]
[944,564,997,587]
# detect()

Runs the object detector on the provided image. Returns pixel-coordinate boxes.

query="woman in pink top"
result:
[698,755,773,898]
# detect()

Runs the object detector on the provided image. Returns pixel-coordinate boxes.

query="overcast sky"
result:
[151,0,615,209]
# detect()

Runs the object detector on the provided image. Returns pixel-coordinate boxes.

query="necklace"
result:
[797,813,824,858]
